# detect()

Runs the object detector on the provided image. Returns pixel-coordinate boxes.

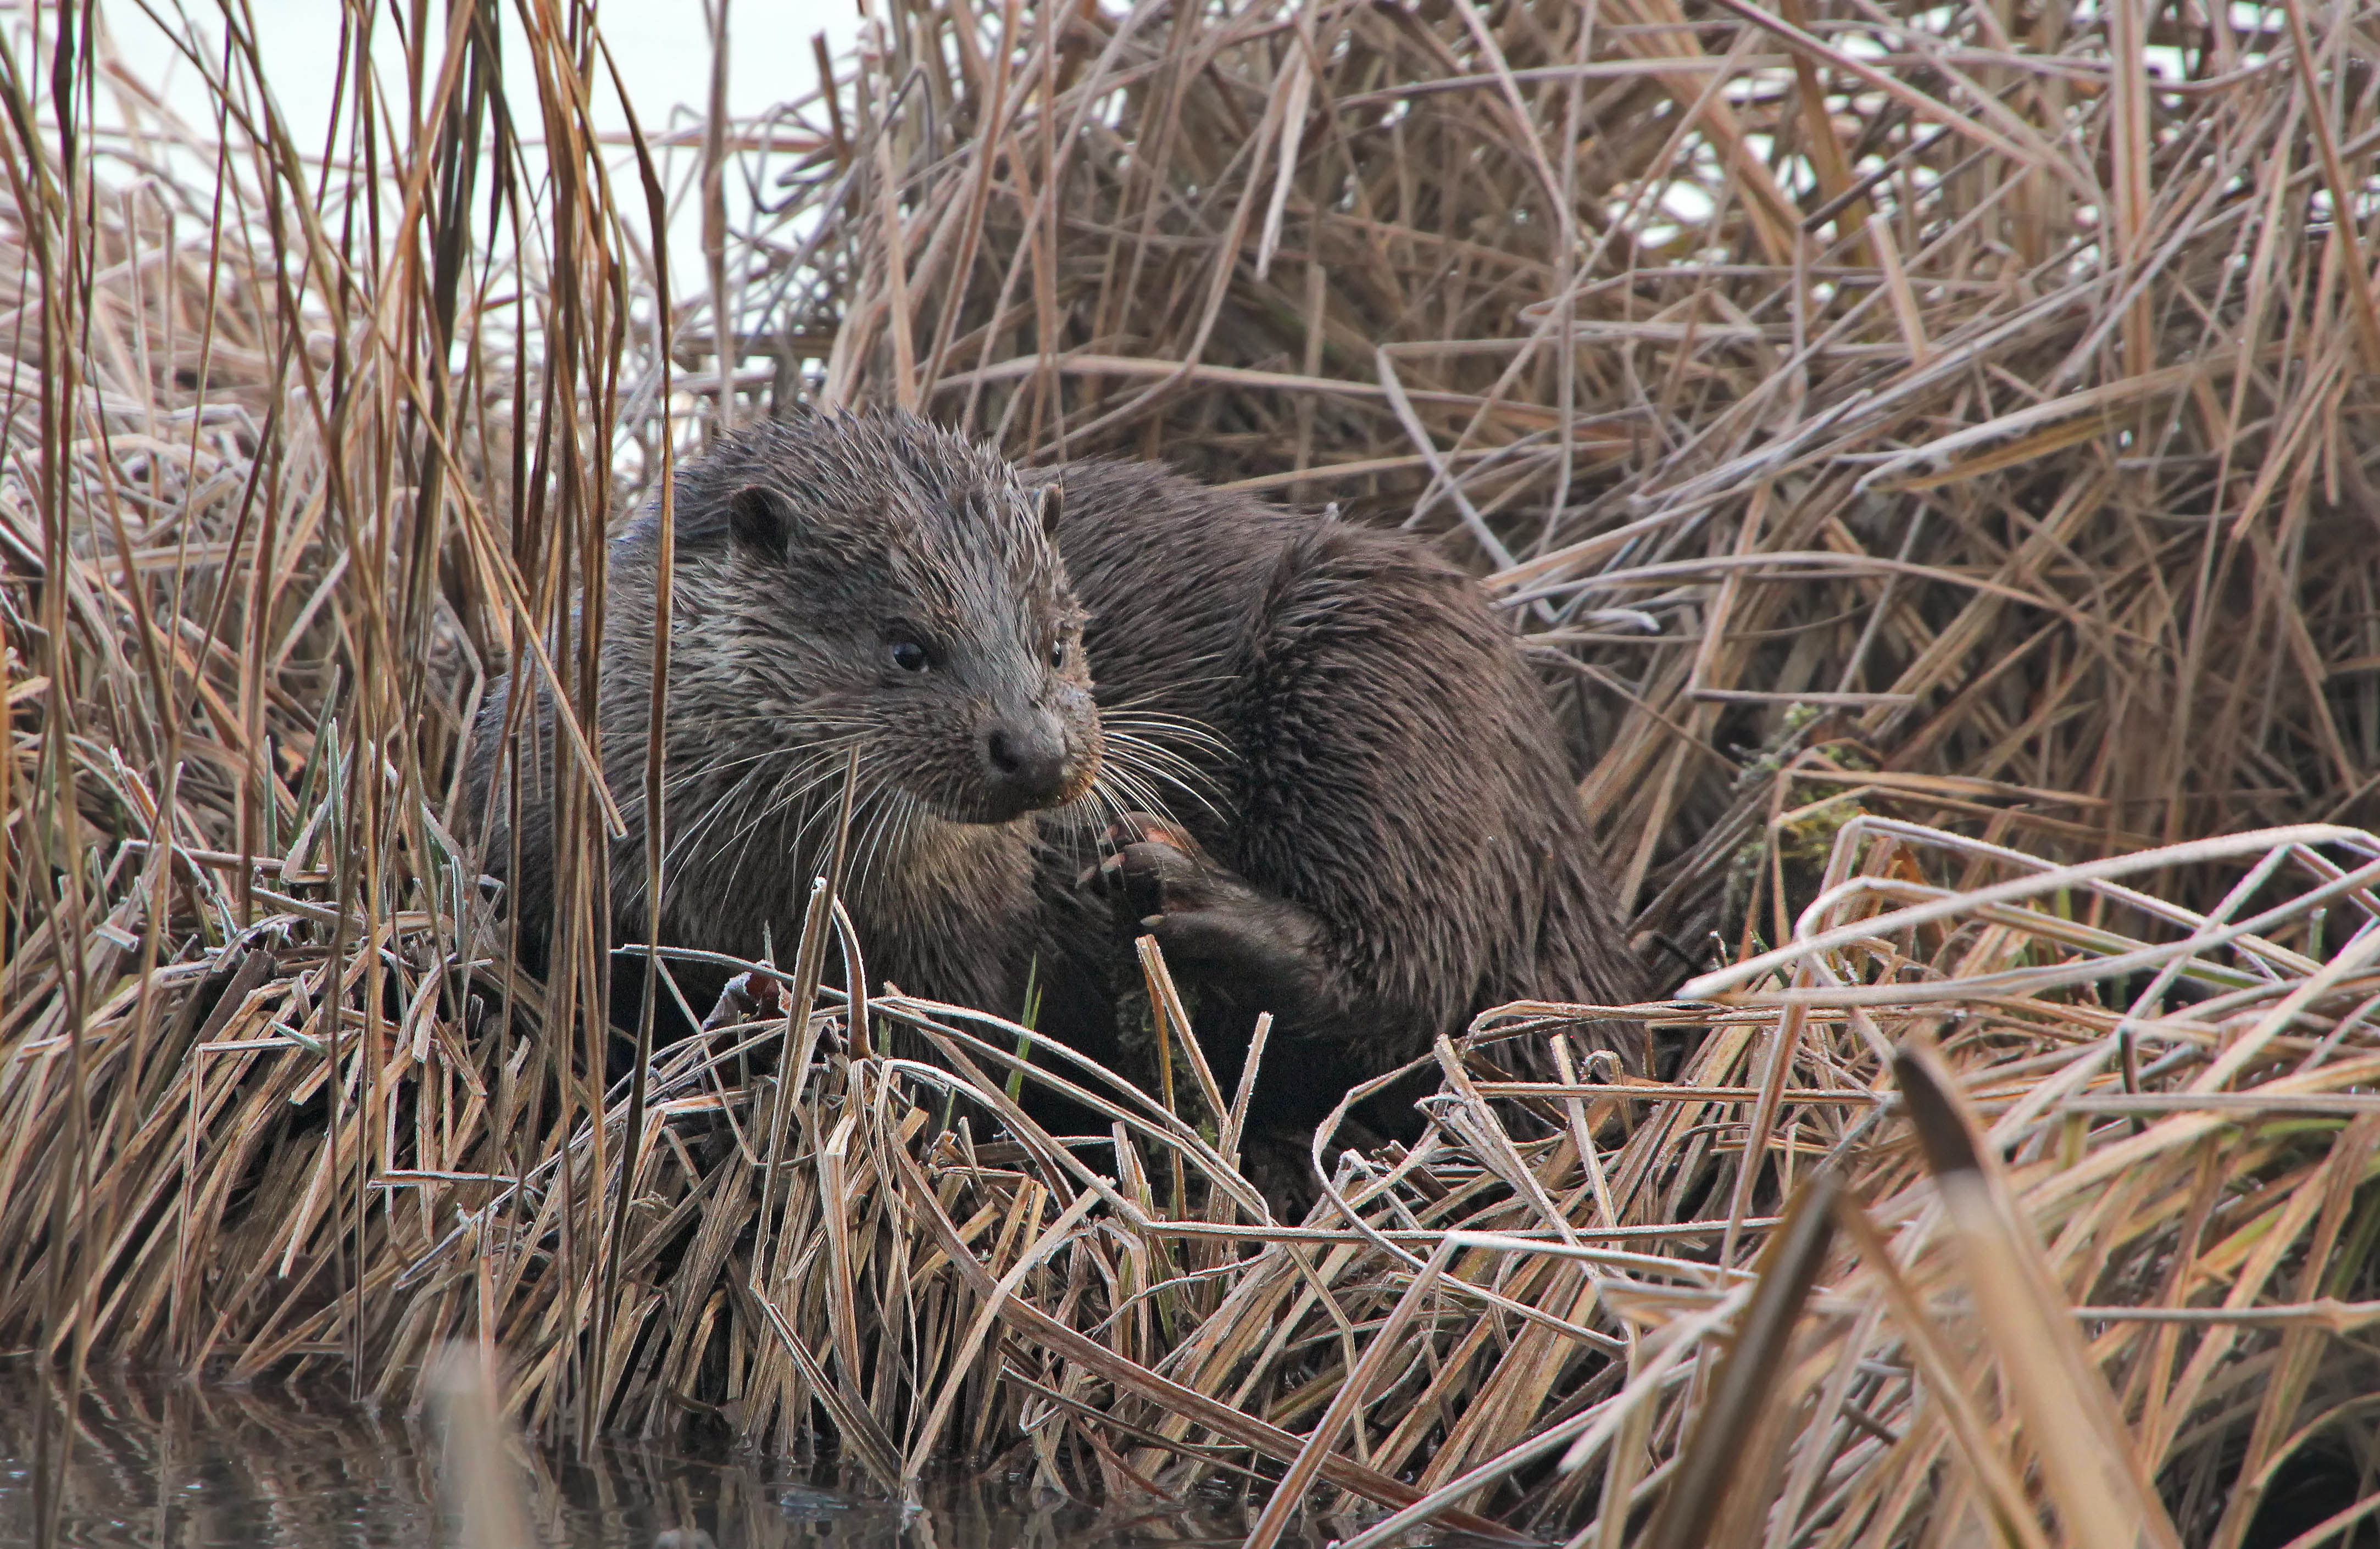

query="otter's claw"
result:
[1076,812,1201,890]
[1109,831,1221,924]
[1105,812,1198,853]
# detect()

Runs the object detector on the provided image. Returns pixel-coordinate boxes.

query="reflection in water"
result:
[0,1363,1283,1547]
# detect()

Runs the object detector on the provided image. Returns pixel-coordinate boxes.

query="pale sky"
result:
[102,0,860,145]
[90,0,863,302]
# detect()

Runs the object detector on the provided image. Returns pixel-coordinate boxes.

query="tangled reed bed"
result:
[5,0,2380,1544]
[777,0,2380,922]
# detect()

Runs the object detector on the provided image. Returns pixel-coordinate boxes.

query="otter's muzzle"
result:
[981,714,1075,817]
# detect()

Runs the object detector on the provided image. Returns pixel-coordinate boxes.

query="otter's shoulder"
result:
[1044,456,1485,610]
[1035,456,1353,566]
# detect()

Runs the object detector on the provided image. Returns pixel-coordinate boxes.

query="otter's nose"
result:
[983,717,1071,812]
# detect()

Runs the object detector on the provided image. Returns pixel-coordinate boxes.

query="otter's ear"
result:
[1036,481,1064,539]
[727,484,794,558]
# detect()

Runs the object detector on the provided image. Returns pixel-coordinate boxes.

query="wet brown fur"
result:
[468,410,1645,1165]
[1025,460,1647,1142]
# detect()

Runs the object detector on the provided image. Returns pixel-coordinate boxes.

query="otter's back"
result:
[1044,460,1644,1091]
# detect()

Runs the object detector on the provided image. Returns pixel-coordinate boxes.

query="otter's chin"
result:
[952,804,1038,827]
[1048,761,1101,809]
[929,759,1103,826]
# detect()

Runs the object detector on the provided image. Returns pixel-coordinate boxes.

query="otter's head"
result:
[688,412,1101,827]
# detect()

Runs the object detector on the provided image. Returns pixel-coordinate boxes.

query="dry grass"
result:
[7,0,2380,1544]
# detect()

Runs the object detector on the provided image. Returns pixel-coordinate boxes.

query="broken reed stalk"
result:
[5,0,2380,1544]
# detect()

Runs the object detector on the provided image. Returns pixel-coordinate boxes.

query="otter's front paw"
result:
[1094,813,1330,1018]
[1099,816,1220,924]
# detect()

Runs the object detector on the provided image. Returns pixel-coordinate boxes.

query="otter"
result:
[468,411,1102,1018]
[466,410,1645,1180]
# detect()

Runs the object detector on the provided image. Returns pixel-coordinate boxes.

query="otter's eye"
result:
[1049,639,1068,669]
[888,638,929,673]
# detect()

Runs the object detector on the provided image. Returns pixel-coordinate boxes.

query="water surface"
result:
[0,1365,1280,1548]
